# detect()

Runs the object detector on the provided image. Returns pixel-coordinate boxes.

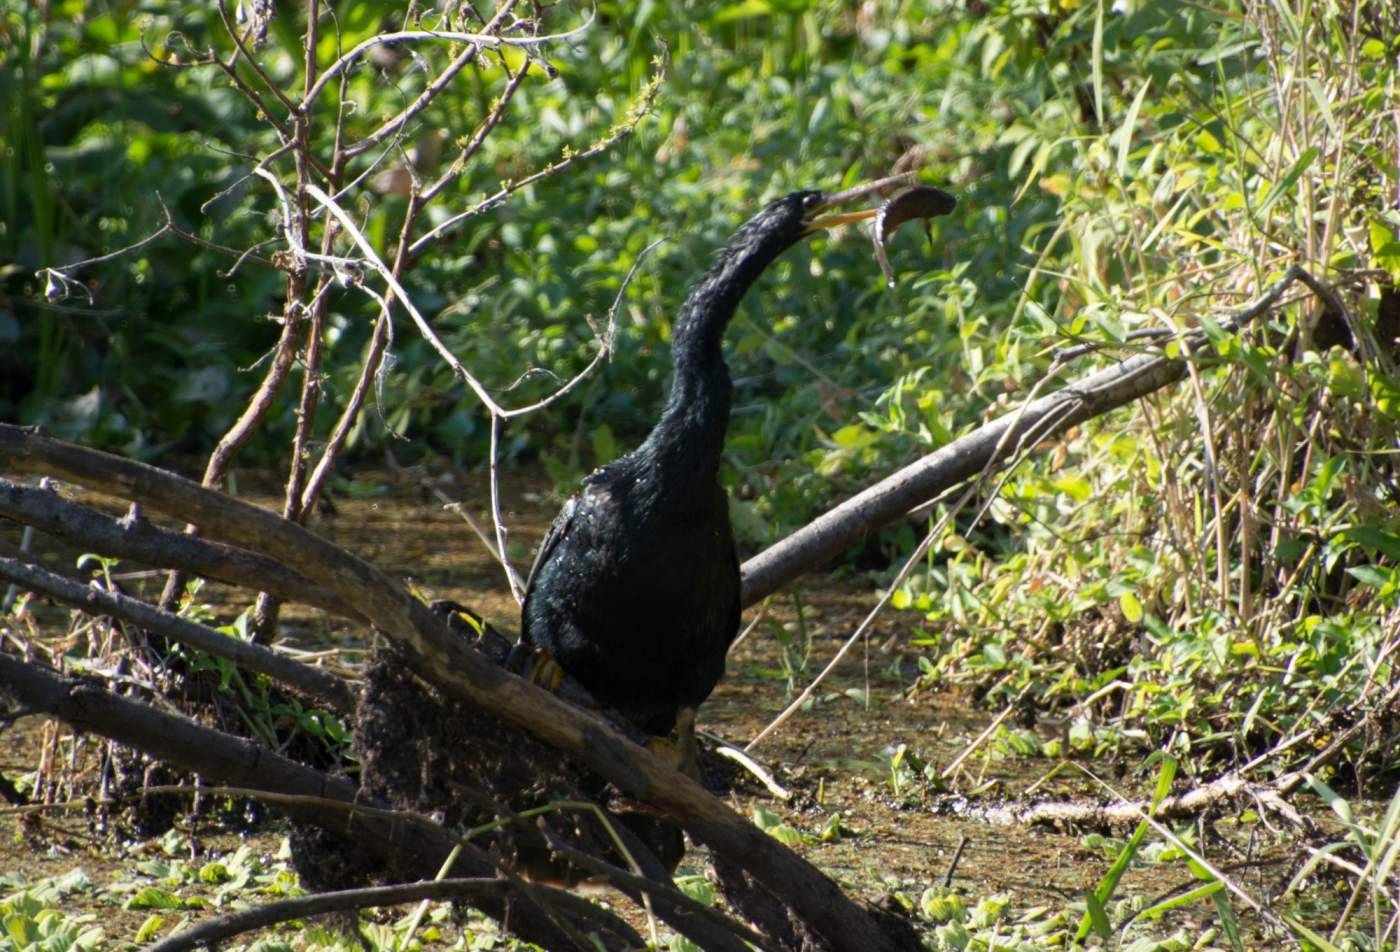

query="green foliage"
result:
[890,0,1400,795]
[1,0,1031,507]
[5,1,1400,946]
[0,870,102,952]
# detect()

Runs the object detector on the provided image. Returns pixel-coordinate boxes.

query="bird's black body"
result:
[521,191,826,736]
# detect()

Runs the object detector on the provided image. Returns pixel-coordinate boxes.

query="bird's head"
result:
[738,174,957,256]
[674,173,957,358]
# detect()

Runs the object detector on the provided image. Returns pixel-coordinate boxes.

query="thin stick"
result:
[300,16,595,111]
[940,835,969,888]
[744,512,945,751]
[0,556,356,713]
[708,739,791,801]
[940,705,1014,782]
[488,414,525,604]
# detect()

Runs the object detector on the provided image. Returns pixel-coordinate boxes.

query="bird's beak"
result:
[801,172,921,234]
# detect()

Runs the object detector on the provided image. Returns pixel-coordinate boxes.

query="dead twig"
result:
[0,555,355,713]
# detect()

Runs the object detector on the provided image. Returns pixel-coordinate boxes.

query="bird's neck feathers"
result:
[642,221,802,483]
[670,218,801,366]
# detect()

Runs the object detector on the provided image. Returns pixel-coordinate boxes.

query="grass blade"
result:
[1258,146,1319,218]
[1116,78,1151,179]
[1092,0,1105,127]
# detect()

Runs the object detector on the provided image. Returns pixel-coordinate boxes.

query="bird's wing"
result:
[522,492,579,601]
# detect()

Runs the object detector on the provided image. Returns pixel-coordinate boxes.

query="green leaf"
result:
[198,862,231,885]
[134,914,164,943]
[1052,474,1091,502]
[1258,147,1319,217]
[1342,526,1400,560]
[1281,914,1346,951]
[1116,78,1151,178]
[1084,890,1111,939]
[1149,755,1177,813]
[1138,880,1222,919]
[123,887,182,911]
[1370,220,1400,280]
[831,423,873,448]
[1195,128,1223,155]
[1119,591,1143,623]
[673,874,715,907]
[1304,78,1340,138]
[1347,565,1396,593]
[1210,888,1243,952]
[712,0,774,23]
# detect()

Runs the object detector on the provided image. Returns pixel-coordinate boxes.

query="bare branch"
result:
[0,477,359,622]
[0,555,355,713]
[410,53,667,252]
[217,0,297,115]
[343,0,523,159]
[419,53,534,202]
[301,14,596,113]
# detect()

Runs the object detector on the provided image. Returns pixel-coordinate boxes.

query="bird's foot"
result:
[429,600,512,663]
[648,707,700,780]
[506,642,566,693]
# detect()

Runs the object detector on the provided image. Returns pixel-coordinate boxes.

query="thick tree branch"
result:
[740,266,1307,605]
[0,477,360,622]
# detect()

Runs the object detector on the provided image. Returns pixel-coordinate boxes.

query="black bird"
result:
[520,178,955,767]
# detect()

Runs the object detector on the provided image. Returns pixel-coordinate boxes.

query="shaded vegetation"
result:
[4,0,1400,949]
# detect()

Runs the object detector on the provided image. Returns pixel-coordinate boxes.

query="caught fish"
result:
[873,185,957,287]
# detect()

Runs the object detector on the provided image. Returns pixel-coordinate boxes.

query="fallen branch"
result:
[948,676,1400,830]
[740,265,1309,605]
[940,772,1306,830]
[0,652,642,952]
[146,879,520,952]
[0,477,360,622]
[0,424,909,952]
[0,555,355,714]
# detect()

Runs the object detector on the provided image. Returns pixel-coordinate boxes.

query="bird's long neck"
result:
[640,233,797,488]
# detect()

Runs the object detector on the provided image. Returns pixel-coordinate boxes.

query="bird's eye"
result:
[802,193,826,212]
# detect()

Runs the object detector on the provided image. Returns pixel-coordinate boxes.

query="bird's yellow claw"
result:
[528,653,565,692]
